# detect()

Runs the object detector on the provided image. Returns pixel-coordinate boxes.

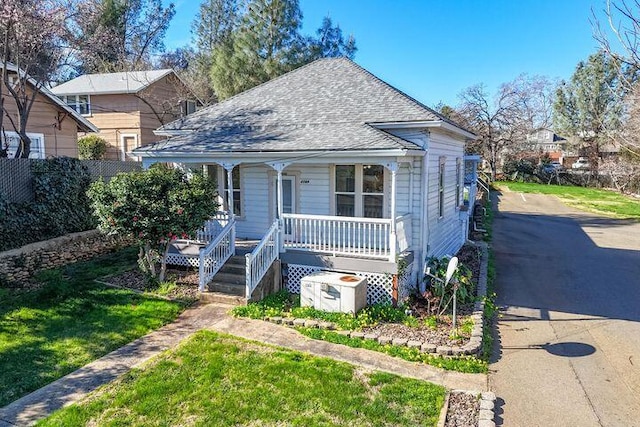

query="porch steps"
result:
[200,255,247,306]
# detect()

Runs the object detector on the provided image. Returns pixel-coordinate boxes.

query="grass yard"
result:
[0,248,185,407]
[496,181,640,220]
[38,331,446,427]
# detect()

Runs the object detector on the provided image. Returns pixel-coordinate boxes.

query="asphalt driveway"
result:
[489,189,640,427]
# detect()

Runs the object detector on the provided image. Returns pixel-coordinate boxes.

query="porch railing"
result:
[245,220,279,299]
[282,213,400,260]
[196,211,230,243]
[198,217,236,291]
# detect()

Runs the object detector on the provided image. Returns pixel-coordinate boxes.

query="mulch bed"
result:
[101,267,200,303]
[362,244,482,347]
[445,392,480,427]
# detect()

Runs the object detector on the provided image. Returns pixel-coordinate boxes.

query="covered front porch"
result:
[159,154,418,303]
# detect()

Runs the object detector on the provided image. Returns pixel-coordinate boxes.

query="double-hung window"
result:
[205,164,242,217]
[63,94,91,116]
[1,131,45,159]
[223,166,242,216]
[335,164,384,218]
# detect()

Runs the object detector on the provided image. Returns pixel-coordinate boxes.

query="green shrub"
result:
[88,165,218,281]
[78,135,108,160]
[424,255,475,306]
[0,158,95,251]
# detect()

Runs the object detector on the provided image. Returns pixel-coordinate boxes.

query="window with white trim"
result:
[438,157,446,218]
[1,132,45,159]
[222,166,242,216]
[455,157,462,208]
[62,94,91,116]
[335,164,384,218]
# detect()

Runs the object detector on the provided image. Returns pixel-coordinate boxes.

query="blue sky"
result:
[165,0,610,107]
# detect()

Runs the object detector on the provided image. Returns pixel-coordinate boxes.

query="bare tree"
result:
[457,75,554,179]
[593,0,640,160]
[0,0,67,158]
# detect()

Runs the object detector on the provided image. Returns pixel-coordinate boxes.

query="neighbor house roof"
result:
[136,57,474,155]
[51,69,174,96]
[2,63,98,133]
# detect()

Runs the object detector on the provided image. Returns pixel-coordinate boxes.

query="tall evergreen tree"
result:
[209,0,357,100]
[553,51,626,171]
[308,16,356,60]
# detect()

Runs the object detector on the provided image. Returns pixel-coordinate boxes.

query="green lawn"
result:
[496,181,640,219]
[0,248,185,407]
[38,331,446,427]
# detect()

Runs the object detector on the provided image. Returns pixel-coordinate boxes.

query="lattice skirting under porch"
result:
[165,253,200,268]
[285,263,416,305]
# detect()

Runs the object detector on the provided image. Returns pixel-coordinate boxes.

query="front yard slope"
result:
[0,249,184,407]
[39,331,446,427]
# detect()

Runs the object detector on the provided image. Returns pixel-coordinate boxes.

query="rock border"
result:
[265,242,490,359]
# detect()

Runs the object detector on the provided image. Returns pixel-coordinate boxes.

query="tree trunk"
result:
[158,240,172,283]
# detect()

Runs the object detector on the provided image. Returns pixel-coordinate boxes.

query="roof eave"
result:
[370,120,477,140]
[3,64,99,133]
[132,148,425,159]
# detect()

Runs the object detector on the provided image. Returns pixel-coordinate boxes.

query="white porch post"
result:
[386,162,398,261]
[220,162,238,220]
[267,162,290,252]
[220,162,239,254]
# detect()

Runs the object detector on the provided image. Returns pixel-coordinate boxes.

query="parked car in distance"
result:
[542,161,564,173]
[572,157,590,170]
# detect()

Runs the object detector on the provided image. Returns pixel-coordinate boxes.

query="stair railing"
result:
[245,220,279,300]
[198,217,236,291]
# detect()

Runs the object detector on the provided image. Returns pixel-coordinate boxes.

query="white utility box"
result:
[300,271,367,313]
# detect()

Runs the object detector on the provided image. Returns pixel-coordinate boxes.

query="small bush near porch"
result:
[39,331,446,427]
[0,248,185,407]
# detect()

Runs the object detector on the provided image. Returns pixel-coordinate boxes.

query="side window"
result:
[438,157,445,218]
[222,166,242,216]
[455,158,461,208]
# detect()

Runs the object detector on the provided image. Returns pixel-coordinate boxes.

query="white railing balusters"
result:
[245,220,279,299]
[198,217,236,291]
[280,213,411,260]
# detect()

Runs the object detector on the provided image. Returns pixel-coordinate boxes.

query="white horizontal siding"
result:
[295,165,331,216]
[425,130,466,258]
[237,164,270,239]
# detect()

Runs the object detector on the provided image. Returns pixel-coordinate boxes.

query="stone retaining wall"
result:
[0,230,132,286]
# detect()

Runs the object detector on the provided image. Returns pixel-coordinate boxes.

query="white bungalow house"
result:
[133,58,477,305]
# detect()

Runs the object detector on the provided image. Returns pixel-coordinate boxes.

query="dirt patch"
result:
[101,267,200,303]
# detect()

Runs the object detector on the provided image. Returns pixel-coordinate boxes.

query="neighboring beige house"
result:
[52,69,199,161]
[1,64,98,158]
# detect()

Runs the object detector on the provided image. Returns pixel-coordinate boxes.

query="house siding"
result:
[80,93,142,160]
[75,74,192,161]
[1,82,80,158]
[425,130,466,258]
[236,164,271,239]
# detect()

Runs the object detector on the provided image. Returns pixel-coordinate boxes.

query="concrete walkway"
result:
[0,303,487,426]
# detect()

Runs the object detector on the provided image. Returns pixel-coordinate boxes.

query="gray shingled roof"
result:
[138,58,467,154]
[51,69,174,96]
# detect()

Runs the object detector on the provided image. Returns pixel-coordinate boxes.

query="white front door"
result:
[282,176,295,215]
